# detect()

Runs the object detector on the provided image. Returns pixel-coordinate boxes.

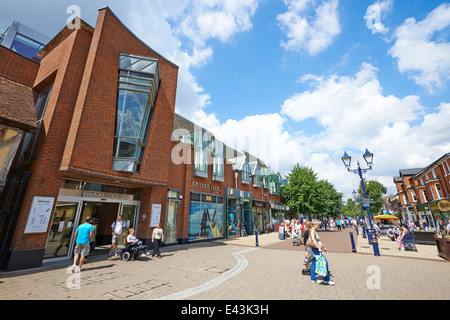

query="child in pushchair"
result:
[120,228,149,261]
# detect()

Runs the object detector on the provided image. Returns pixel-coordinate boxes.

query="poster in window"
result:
[24,196,55,234]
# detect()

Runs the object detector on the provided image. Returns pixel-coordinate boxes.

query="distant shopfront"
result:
[270,202,286,223]
[225,187,253,236]
[416,202,434,226]
[429,198,450,224]
[254,200,270,233]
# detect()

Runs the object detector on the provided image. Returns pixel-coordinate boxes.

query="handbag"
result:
[315,254,328,276]
[306,232,318,248]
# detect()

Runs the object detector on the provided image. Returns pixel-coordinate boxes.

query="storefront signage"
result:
[270,202,286,210]
[429,199,450,213]
[82,190,125,200]
[191,181,223,193]
[226,188,253,199]
[24,196,55,234]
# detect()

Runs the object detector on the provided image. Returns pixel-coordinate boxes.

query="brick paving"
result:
[0,228,448,301]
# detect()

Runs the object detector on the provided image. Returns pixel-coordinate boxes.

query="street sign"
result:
[360,198,374,204]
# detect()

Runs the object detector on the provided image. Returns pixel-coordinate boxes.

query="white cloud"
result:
[364,0,393,35]
[276,63,450,198]
[128,0,259,117]
[277,0,341,55]
[125,0,448,200]
[281,63,424,147]
[389,2,450,94]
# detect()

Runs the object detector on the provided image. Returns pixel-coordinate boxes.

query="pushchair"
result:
[120,241,148,261]
[301,246,313,275]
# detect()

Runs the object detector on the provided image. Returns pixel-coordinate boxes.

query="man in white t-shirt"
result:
[109,215,126,257]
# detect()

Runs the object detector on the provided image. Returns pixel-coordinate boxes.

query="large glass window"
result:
[17,84,53,164]
[212,139,224,181]
[193,130,209,177]
[435,184,443,199]
[44,202,79,259]
[261,167,281,195]
[113,54,160,173]
[188,192,224,241]
[250,163,262,187]
[241,161,251,184]
[10,33,45,62]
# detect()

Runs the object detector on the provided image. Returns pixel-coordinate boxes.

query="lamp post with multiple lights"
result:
[342,149,380,257]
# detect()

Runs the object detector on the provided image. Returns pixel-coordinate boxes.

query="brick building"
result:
[0,7,285,271]
[393,152,450,227]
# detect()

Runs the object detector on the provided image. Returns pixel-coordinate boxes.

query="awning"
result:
[373,215,398,220]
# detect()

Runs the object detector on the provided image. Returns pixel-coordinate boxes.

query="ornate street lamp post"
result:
[342,149,380,256]
[353,189,366,238]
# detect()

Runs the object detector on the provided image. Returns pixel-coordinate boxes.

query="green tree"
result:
[342,198,360,217]
[282,164,342,219]
[316,179,342,217]
[358,178,387,216]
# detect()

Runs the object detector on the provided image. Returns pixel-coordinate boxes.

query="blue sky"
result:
[1,0,450,199]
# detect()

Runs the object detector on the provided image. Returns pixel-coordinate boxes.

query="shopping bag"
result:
[315,254,328,276]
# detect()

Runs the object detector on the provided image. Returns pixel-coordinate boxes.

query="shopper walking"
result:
[308,220,335,285]
[109,215,126,257]
[152,223,164,258]
[70,216,94,272]
[301,221,313,275]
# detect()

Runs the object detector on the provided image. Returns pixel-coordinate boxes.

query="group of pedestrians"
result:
[70,215,165,272]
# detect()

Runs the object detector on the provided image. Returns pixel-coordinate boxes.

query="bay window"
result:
[113,53,160,173]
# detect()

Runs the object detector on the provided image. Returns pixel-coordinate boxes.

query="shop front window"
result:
[113,53,160,173]
[44,202,79,259]
[188,192,224,241]
[165,190,179,244]
[226,198,240,236]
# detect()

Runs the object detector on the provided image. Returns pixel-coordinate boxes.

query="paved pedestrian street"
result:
[0,228,448,302]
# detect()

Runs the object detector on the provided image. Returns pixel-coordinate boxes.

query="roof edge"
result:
[98,6,179,69]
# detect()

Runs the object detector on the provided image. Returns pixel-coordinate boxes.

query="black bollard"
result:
[349,232,356,253]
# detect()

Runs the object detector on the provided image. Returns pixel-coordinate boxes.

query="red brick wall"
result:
[60,8,178,185]
[9,8,179,252]
[0,46,39,87]
[168,141,283,240]
[9,26,94,251]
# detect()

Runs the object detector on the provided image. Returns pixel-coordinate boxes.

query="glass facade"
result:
[44,202,78,259]
[261,167,281,195]
[10,33,45,62]
[113,54,160,173]
[188,192,224,241]
[212,139,224,181]
[193,130,209,177]
[165,190,179,244]
[17,84,53,165]
[250,162,262,187]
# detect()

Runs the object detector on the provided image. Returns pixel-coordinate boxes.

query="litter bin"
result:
[278,225,285,240]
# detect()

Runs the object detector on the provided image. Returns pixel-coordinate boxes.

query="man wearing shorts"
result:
[109,215,126,257]
[71,216,94,272]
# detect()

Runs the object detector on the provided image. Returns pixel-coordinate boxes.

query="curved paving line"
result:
[154,247,258,300]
